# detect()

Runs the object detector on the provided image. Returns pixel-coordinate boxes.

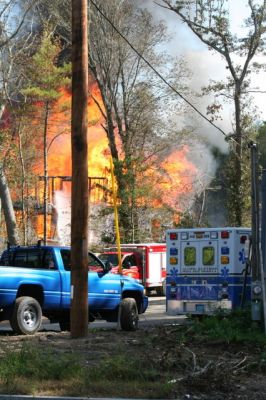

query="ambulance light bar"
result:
[210,232,218,239]
[181,232,188,240]
[195,232,204,238]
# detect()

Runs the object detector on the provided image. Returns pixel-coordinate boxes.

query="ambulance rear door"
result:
[180,234,219,275]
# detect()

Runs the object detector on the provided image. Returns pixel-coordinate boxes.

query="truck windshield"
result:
[99,253,119,266]
[60,249,104,272]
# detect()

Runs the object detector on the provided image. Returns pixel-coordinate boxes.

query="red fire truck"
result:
[99,243,166,295]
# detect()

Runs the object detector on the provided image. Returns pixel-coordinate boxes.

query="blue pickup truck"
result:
[0,244,148,335]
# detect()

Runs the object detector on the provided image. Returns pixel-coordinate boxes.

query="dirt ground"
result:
[0,323,266,400]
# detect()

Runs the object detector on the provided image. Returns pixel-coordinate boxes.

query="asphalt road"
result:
[85,295,186,330]
[0,295,185,334]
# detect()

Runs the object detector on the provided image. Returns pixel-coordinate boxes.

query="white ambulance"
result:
[166,227,251,315]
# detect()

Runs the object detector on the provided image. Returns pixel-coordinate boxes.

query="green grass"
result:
[84,357,172,399]
[0,344,172,398]
[0,346,82,381]
[0,310,266,398]
[187,308,266,345]
[0,344,84,395]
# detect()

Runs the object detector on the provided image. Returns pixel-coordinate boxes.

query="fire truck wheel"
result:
[156,280,166,296]
[120,298,139,331]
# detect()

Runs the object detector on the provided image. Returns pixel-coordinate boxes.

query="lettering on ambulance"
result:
[180,284,218,300]
[191,285,217,300]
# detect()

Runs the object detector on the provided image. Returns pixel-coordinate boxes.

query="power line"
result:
[89,0,235,144]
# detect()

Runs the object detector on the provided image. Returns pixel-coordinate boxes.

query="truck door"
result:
[88,253,121,310]
[59,249,122,310]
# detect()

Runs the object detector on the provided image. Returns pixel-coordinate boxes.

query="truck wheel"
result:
[156,281,166,296]
[120,298,139,331]
[10,296,42,335]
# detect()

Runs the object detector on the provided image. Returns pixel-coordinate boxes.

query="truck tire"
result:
[120,298,139,331]
[10,296,42,335]
[156,280,166,296]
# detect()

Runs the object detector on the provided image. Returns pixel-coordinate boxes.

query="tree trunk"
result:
[233,86,243,226]
[70,0,88,338]
[0,166,18,245]
[18,125,26,245]
[0,106,18,246]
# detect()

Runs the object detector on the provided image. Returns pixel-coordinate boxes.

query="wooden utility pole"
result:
[70,0,89,338]
[43,101,49,245]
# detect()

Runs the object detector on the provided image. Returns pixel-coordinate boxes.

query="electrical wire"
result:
[89,0,236,144]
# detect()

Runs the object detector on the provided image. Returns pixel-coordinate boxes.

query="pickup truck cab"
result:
[0,244,148,335]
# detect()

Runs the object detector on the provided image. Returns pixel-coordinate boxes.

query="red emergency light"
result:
[240,235,247,244]
[221,231,230,239]
[169,232,178,240]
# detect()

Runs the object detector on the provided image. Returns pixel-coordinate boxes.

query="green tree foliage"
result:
[35,0,191,243]
[17,30,71,243]
[257,121,266,168]
[0,0,39,245]
[161,0,266,226]
[89,0,192,242]
[22,31,71,102]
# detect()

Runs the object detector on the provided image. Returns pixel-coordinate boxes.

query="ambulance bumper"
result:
[167,299,232,315]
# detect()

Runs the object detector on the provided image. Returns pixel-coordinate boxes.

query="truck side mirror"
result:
[124,261,131,269]
[104,260,112,272]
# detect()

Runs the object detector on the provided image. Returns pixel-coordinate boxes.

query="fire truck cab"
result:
[99,243,166,295]
[166,227,251,315]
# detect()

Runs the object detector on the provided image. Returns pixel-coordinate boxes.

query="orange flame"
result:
[159,145,197,208]
[33,83,197,211]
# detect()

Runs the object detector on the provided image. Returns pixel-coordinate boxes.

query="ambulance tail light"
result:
[221,256,229,264]
[170,257,178,265]
[221,231,230,239]
[221,281,229,299]
[169,232,178,240]
[240,235,247,244]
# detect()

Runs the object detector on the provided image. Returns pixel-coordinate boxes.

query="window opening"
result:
[184,247,196,266]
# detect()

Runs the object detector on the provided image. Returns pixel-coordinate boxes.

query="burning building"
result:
[1,82,198,245]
